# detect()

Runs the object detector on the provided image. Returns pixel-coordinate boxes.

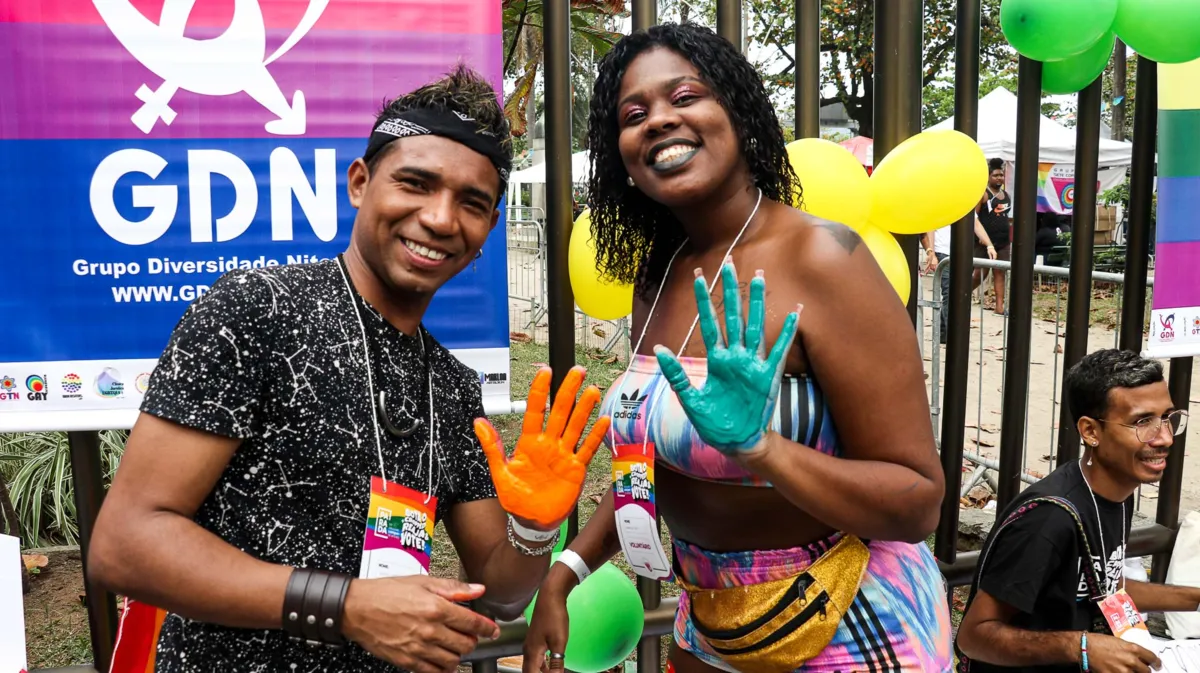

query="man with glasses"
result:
[956,348,1192,672]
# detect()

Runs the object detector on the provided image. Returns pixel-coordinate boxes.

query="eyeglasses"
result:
[1098,409,1189,444]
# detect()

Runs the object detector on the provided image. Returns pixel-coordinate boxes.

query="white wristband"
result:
[508,514,558,543]
[555,549,591,585]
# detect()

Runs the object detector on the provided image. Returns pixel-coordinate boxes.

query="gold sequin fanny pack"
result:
[677,534,871,673]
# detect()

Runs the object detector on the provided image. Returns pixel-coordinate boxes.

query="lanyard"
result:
[607,189,764,455]
[336,256,436,502]
[1078,459,1127,596]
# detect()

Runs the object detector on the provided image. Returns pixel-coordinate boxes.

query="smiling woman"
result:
[521,22,954,673]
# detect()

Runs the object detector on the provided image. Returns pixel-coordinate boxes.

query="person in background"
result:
[921,215,996,344]
[972,158,1011,315]
[1035,212,1071,265]
[956,349,1193,673]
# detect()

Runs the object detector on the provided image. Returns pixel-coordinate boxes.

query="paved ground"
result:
[915,274,1200,521]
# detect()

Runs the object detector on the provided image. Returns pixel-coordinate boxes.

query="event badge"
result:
[358,477,436,580]
[612,443,673,581]
[1099,591,1154,650]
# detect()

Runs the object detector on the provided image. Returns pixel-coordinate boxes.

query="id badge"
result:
[612,443,673,581]
[358,476,437,580]
[1098,590,1154,650]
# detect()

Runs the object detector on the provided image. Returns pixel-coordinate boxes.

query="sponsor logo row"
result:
[1151,313,1200,344]
[0,368,152,403]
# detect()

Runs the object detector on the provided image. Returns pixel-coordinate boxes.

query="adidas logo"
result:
[619,389,646,409]
[614,389,647,420]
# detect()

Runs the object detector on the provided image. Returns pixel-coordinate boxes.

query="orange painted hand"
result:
[474,366,611,530]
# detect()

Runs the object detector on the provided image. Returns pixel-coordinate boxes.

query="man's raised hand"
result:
[474,366,610,530]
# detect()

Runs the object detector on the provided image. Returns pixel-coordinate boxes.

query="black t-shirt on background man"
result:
[139,257,498,672]
[978,189,1013,249]
[958,461,1134,673]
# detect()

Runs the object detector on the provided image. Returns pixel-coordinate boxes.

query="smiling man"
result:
[87,66,596,673]
[956,349,1194,673]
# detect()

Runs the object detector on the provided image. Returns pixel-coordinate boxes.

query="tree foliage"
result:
[743,0,1012,137]
[501,0,625,146]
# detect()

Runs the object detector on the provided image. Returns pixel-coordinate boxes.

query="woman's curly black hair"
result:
[585,22,800,295]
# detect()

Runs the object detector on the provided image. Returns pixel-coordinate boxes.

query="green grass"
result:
[1029,279,1151,333]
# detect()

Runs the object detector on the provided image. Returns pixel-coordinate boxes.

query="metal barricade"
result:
[923,256,1158,501]
[504,213,631,356]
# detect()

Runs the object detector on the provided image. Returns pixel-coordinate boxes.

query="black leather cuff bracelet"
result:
[282,567,352,649]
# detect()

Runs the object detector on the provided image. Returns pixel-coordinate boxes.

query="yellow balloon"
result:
[785,138,872,232]
[859,223,911,305]
[568,209,634,321]
[867,129,988,235]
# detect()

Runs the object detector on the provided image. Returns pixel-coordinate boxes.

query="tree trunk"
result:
[848,94,874,138]
[0,478,30,594]
[680,2,690,24]
[1112,39,1127,142]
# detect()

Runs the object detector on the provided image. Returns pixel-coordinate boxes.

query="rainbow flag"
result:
[1146,57,1200,358]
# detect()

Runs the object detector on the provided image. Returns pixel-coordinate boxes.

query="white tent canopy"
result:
[508,150,592,184]
[929,88,1133,169]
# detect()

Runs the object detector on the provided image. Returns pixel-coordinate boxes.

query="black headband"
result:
[363,108,511,193]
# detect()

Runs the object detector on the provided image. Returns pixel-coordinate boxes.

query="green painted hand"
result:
[654,261,801,455]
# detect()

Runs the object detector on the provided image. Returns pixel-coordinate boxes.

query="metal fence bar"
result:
[629,4,661,672]
[541,0,578,542]
[716,0,742,50]
[960,450,1039,487]
[996,55,1043,510]
[934,0,981,565]
[794,0,820,139]
[873,0,923,324]
[463,599,680,663]
[631,0,656,33]
[1119,56,1158,353]
[1056,78,1103,465]
[1153,357,1194,582]
[66,431,117,673]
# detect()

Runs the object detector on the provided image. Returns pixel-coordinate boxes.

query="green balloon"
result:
[552,520,568,554]
[524,558,644,673]
[1001,0,1118,62]
[1114,0,1200,64]
[1043,33,1117,94]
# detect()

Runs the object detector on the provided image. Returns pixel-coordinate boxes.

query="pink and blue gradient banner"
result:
[1146,57,1200,358]
[0,0,503,140]
[0,0,514,430]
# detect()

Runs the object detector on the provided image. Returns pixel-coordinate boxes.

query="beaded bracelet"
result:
[1080,632,1089,672]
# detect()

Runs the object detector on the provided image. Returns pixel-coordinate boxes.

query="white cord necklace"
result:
[1078,457,1126,595]
[609,188,764,454]
[337,257,436,501]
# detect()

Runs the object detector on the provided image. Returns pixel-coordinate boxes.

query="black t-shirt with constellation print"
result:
[139,256,498,672]
[959,461,1134,673]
